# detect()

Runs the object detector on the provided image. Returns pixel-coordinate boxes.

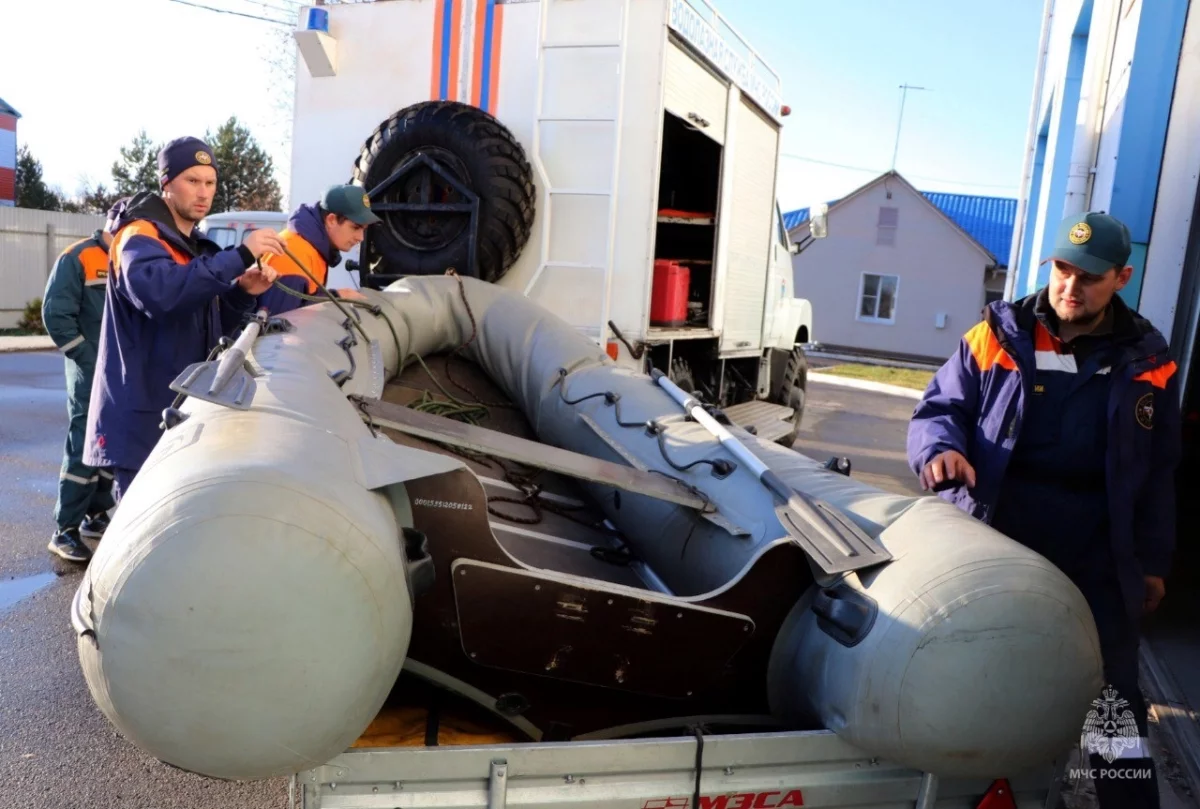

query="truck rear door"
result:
[719,96,780,354]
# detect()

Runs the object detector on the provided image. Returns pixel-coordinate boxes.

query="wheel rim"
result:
[379,147,473,252]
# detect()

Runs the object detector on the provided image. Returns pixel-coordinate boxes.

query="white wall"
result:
[0,207,105,328]
[791,179,993,361]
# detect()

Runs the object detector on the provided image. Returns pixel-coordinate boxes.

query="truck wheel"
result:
[776,347,808,448]
[353,101,536,283]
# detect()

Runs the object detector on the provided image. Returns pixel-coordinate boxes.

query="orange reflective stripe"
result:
[109,221,190,275]
[79,244,109,284]
[1033,321,1060,352]
[964,321,1017,372]
[1134,361,1177,390]
[262,229,328,294]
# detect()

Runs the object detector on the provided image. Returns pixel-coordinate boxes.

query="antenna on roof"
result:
[891,83,929,173]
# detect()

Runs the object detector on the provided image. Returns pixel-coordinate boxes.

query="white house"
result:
[786,171,1015,362]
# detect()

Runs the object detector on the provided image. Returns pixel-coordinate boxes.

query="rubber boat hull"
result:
[73,276,1102,781]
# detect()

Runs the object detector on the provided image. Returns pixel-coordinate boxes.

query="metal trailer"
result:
[291,730,1061,809]
[289,0,815,442]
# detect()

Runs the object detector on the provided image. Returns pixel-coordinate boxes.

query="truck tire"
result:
[775,347,808,448]
[353,101,536,283]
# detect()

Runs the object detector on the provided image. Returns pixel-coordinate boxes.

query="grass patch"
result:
[0,328,40,337]
[817,363,935,391]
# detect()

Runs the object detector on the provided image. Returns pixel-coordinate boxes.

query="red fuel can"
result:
[650,260,690,327]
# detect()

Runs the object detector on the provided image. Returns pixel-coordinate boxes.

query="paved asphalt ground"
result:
[1,350,1190,808]
[0,352,291,809]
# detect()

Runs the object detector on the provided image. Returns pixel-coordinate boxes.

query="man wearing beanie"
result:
[255,184,380,315]
[84,136,284,500]
[908,212,1179,808]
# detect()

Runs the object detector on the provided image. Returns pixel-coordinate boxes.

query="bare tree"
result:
[260,0,378,164]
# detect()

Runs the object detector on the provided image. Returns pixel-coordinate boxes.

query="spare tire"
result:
[353,101,536,283]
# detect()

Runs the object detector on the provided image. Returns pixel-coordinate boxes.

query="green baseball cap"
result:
[1043,211,1131,275]
[322,184,382,226]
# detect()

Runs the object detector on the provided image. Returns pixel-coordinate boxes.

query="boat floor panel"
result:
[381,356,647,590]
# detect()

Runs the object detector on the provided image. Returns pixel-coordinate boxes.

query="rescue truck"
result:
[286,0,816,447]
[271,2,1069,807]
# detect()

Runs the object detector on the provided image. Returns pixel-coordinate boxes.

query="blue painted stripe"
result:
[480,0,497,112]
[440,0,455,100]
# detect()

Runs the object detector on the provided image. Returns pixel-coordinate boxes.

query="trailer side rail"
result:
[293,729,1059,809]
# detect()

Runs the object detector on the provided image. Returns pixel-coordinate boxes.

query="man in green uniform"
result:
[41,205,122,562]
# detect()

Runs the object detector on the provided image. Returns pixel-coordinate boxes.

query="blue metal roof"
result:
[784,189,1016,265]
[921,191,1016,265]
[782,208,810,231]
[0,97,20,118]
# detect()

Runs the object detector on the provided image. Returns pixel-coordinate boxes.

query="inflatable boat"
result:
[71,275,1104,783]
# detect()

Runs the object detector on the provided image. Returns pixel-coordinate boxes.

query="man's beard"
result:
[167,198,202,226]
[1055,301,1105,326]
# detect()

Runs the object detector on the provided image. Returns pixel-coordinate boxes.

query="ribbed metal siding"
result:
[0,208,105,320]
[0,115,16,207]
[921,192,1017,263]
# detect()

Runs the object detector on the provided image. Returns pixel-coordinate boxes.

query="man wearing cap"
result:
[255,184,380,315]
[907,212,1179,808]
[85,136,283,501]
[40,204,126,562]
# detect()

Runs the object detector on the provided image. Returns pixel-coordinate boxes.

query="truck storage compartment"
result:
[653,111,722,332]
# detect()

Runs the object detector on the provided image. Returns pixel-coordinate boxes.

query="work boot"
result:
[48,527,92,563]
[80,511,111,539]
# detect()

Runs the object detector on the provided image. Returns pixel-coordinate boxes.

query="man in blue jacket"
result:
[255,185,378,315]
[84,137,282,501]
[908,212,1179,808]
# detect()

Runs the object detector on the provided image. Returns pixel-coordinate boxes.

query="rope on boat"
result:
[274,261,629,548]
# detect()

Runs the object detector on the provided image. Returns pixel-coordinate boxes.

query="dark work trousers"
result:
[111,466,139,505]
[55,354,115,530]
[991,342,1157,808]
[1082,574,1158,809]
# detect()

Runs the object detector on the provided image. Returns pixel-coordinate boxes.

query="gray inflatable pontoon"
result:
[72,275,1103,782]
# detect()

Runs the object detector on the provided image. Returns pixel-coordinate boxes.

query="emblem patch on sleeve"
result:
[1135,392,1155,430]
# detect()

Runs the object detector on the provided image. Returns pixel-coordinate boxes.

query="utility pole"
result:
[891,83,929,172]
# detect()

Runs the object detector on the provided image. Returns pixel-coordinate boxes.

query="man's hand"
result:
[1143,576,1166,615]
[237,264,278,296]
[919,450,977,491]
[242,228,287,259]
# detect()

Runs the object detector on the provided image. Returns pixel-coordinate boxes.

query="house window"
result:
[877,206,898,246]
[858,273,899,323]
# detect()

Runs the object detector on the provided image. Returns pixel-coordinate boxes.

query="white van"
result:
[198,210,362,290]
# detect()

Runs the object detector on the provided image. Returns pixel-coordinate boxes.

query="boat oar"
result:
[650,369,892,577]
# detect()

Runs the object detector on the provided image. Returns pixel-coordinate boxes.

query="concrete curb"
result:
[0,336,55,353]
[808,372,924,400]
[806,349,942,372]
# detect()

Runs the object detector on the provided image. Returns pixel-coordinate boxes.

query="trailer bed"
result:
[294,729,1060,809]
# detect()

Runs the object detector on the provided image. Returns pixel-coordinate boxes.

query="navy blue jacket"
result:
[255,203,342,315]
[907,292,1181,620]
[85,192,257,471]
